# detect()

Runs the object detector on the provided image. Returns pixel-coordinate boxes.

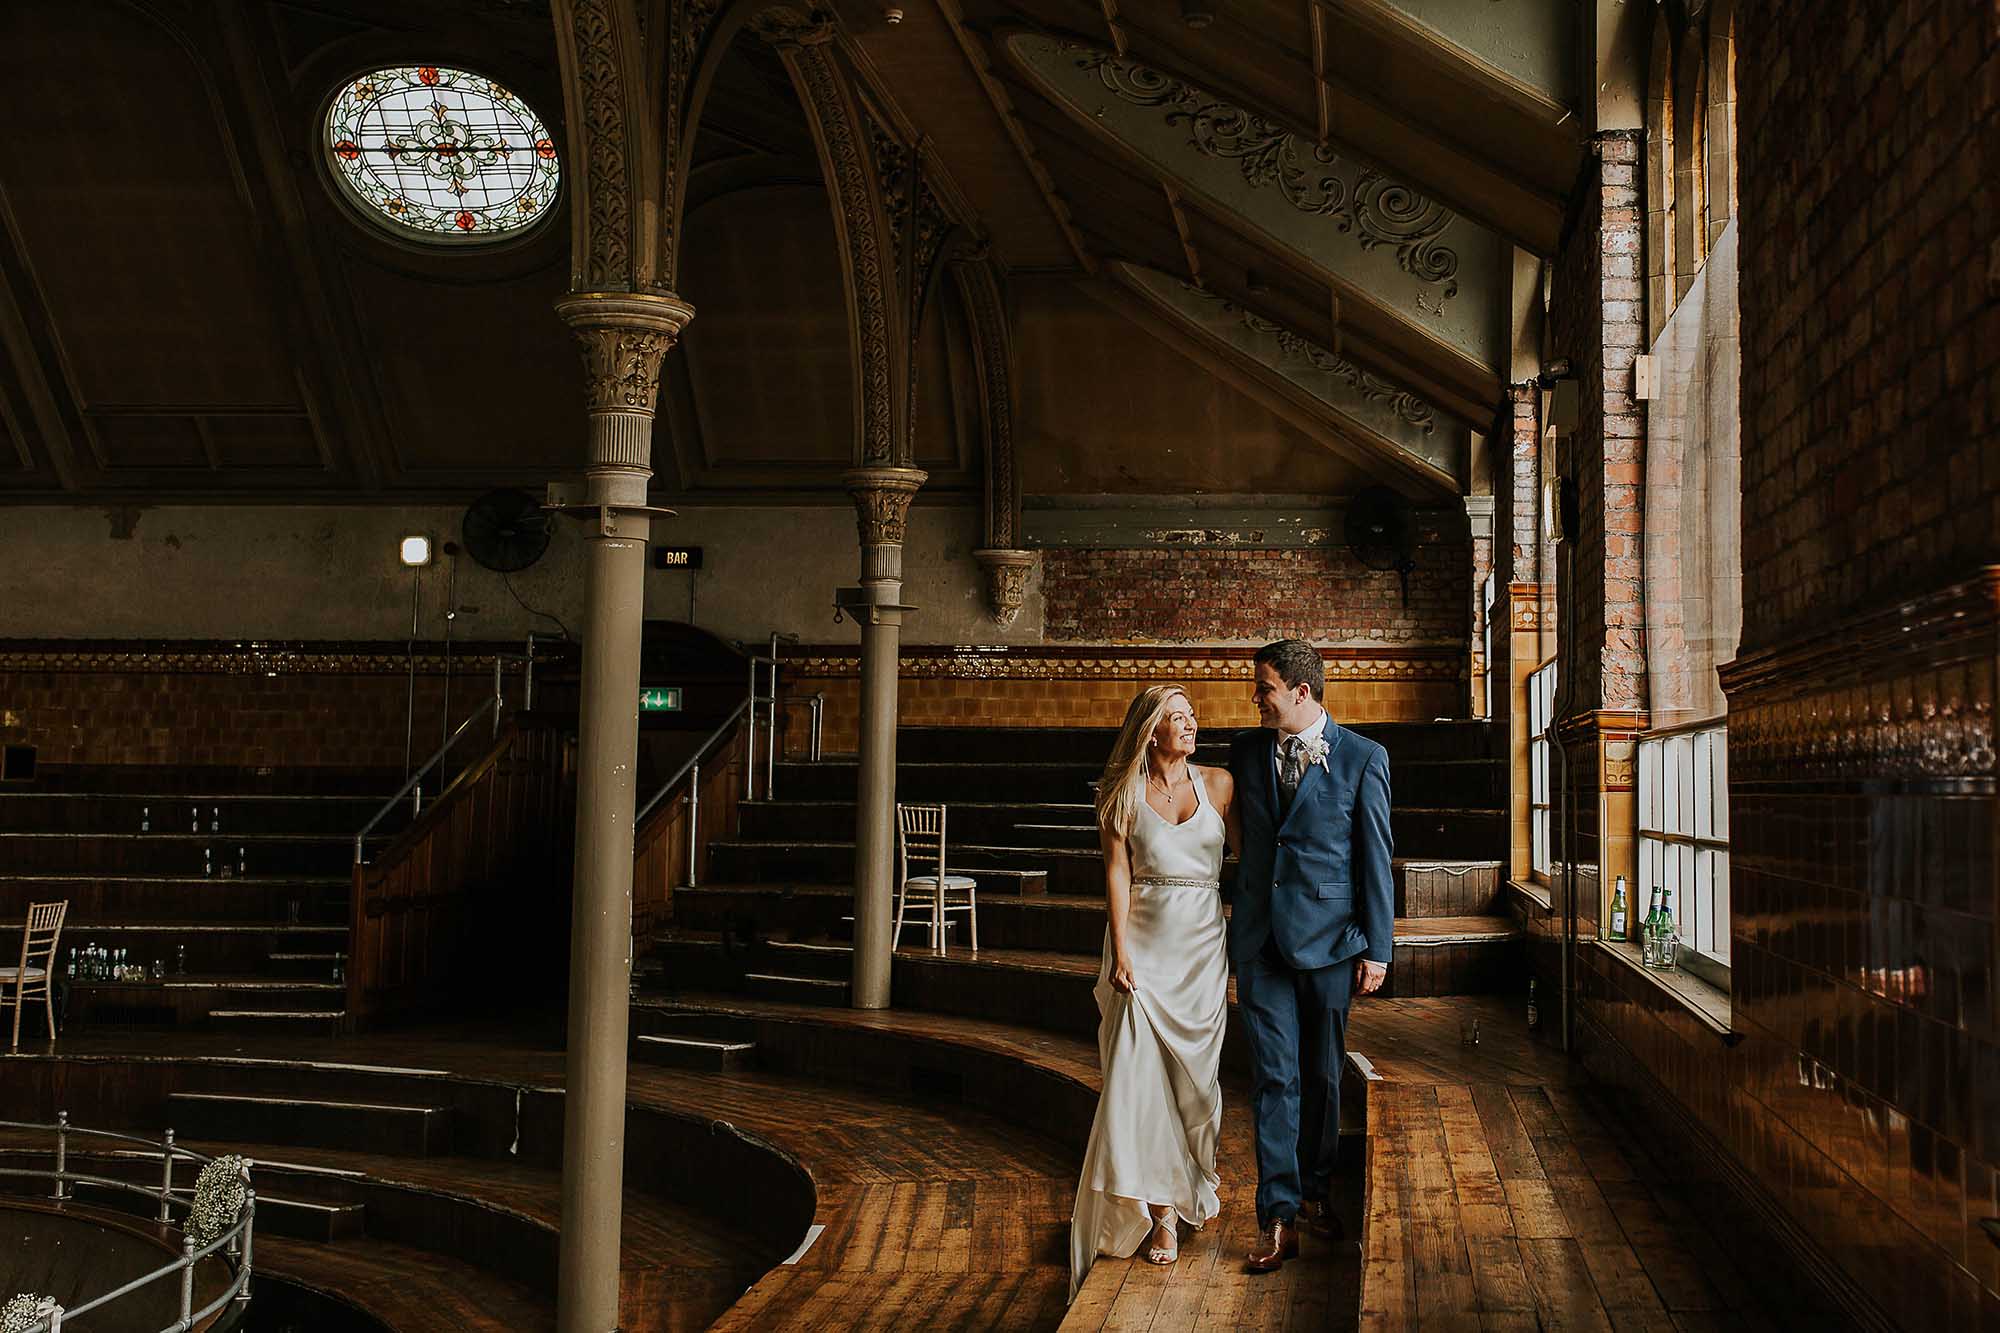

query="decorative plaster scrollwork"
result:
[973,549,1037,627]
[1182,284,1438,435]
[658,0,724,281]
[569,326,674,412]
[952,257,1018,548]
[1075,49,1459,301]
[875,133,952,300]
[570,0,632,288]
[761,15,897,466]
[845,467,926,546]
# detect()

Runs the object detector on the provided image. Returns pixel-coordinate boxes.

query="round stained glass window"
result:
[325,65,560,241]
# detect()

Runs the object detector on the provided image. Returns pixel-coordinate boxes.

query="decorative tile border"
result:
[1720,571,1999,782]
[0,639,572,677]
[785,643,1464,684]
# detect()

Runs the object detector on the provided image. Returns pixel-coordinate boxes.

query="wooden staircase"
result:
[648,722,1521,1009]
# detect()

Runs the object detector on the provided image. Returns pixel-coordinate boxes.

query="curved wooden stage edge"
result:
[0,994,1793,1331]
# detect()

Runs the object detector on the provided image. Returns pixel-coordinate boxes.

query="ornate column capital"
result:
[972,548,1037,627]
[843,466,927,547]
[555,291,695,415]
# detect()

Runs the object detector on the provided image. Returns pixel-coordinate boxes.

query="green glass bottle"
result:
[1608,876,1629,942]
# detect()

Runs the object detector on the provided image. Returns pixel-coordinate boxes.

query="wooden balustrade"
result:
[348,718,573,1026]
[632,725,746,949]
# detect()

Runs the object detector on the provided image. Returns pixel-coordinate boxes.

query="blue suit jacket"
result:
[1226,722,1394,970]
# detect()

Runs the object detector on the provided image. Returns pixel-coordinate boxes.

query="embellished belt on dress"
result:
[1131,876,1220,890]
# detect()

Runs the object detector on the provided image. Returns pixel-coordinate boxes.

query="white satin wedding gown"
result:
[1067,767,1228,1301]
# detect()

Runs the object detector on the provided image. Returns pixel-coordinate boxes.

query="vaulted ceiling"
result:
[0,0,1583,505]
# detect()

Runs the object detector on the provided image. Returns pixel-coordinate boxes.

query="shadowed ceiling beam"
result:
[1096,264,1462,498]
[1162,182,1201,287]
[936,0,1094,271]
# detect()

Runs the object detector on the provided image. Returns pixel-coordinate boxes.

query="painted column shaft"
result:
[552,293,689,1333]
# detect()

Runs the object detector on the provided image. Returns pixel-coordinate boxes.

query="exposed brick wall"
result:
[1550,131,1649,718]
[1039,533,1470,646]
[1735,1,2000,649]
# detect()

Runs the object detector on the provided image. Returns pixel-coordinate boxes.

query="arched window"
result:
[1671,24,1708,302]
[324,65,560,242]
[1705,2,1739,243]
[1645,9,1676,345]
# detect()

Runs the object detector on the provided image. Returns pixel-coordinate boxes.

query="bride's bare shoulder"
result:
[1196,763,1235,797]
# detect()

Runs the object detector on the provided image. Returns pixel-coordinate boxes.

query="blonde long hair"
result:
[1095,683,1194,838]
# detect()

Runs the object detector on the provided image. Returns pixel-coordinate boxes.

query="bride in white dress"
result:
[1069,684,1236,1301]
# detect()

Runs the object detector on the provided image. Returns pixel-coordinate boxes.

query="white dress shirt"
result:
[1273,709,1329,783]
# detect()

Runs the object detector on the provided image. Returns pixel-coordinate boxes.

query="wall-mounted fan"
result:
[461,488,552,573]
[1345,485,1418,607]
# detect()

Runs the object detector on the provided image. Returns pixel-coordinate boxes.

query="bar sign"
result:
[654,546,703,569]
[639,687,683,713]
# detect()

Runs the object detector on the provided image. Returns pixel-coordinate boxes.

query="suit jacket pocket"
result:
[1316,880,1352,901]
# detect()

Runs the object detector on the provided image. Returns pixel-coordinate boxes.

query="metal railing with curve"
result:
[0,1111,255,1332]
[355,646,536,865]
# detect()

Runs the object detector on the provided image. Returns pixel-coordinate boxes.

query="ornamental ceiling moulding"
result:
[1002,34,1505,369]
[1115,265,1460,480]
[866,116,954,300]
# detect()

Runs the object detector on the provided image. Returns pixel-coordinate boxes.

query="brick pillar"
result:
[1549,129,1649,936]
[1467,496,1495,719]
[1491,384,1544,884]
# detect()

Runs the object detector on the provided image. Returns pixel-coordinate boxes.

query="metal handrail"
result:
[353,694,499,865]
[635,699,750,892]
[0,1113,255,1331]
[354,649,534,865]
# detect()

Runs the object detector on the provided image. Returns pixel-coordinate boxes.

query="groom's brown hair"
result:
[1254,638,1325,701]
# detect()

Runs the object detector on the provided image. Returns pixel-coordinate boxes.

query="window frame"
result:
[1637,717,1731,991]
[1528,657,1557,883]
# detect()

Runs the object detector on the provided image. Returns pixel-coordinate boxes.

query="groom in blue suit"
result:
[1227,639,1393,1271]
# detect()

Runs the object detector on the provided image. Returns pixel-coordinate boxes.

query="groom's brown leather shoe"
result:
[1245,1218,1299,1272]
[1299,1198,1344,1239]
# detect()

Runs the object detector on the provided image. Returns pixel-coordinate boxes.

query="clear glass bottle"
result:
[141,805,150,832]
[1608,875,1629,942]
[1658,886,1680,972]
[1641,887,1662,967]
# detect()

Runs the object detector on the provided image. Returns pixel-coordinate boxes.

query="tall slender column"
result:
[553,290,692,1333]
[842,465,925,1009]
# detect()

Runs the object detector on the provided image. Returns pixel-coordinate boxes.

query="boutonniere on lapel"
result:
[1300,735,1331,772]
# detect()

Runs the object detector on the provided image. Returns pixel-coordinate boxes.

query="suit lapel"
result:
[1262,729,1280,822]
[1278,718,1343,834]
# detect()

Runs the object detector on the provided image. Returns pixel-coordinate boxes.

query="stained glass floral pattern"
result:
[325,65,559,240]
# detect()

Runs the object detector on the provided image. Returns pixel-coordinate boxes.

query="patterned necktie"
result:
[1278,735,1305,813]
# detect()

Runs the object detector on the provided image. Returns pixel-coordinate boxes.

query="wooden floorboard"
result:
[11,994,1791,1332]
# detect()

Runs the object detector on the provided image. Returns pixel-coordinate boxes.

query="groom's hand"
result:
[1355,959,1387,995]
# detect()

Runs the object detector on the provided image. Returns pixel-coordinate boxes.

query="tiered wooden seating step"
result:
[167,1091,453,1156]
[65,974,347,1031]
[255,1233,554,1331]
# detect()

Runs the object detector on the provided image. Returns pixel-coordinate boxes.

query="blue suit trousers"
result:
[1236,934,1354,1225]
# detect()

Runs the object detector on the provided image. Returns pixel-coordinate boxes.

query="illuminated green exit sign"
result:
[639,687,683,713]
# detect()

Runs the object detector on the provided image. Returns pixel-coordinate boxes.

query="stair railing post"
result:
[745,657,758,801]
[51,1111,67,1201]
[158,1129,175,1222]
[686,762,701,888]
[178,1233,196,1329]
[234,1193,256,1305]
[492,658,505,737]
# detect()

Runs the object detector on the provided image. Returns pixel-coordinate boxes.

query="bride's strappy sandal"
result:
[1144,1207,1179,1265]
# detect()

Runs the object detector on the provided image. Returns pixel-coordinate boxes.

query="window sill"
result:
[1592,939,1737,1042]
[1507,879,1553,912]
